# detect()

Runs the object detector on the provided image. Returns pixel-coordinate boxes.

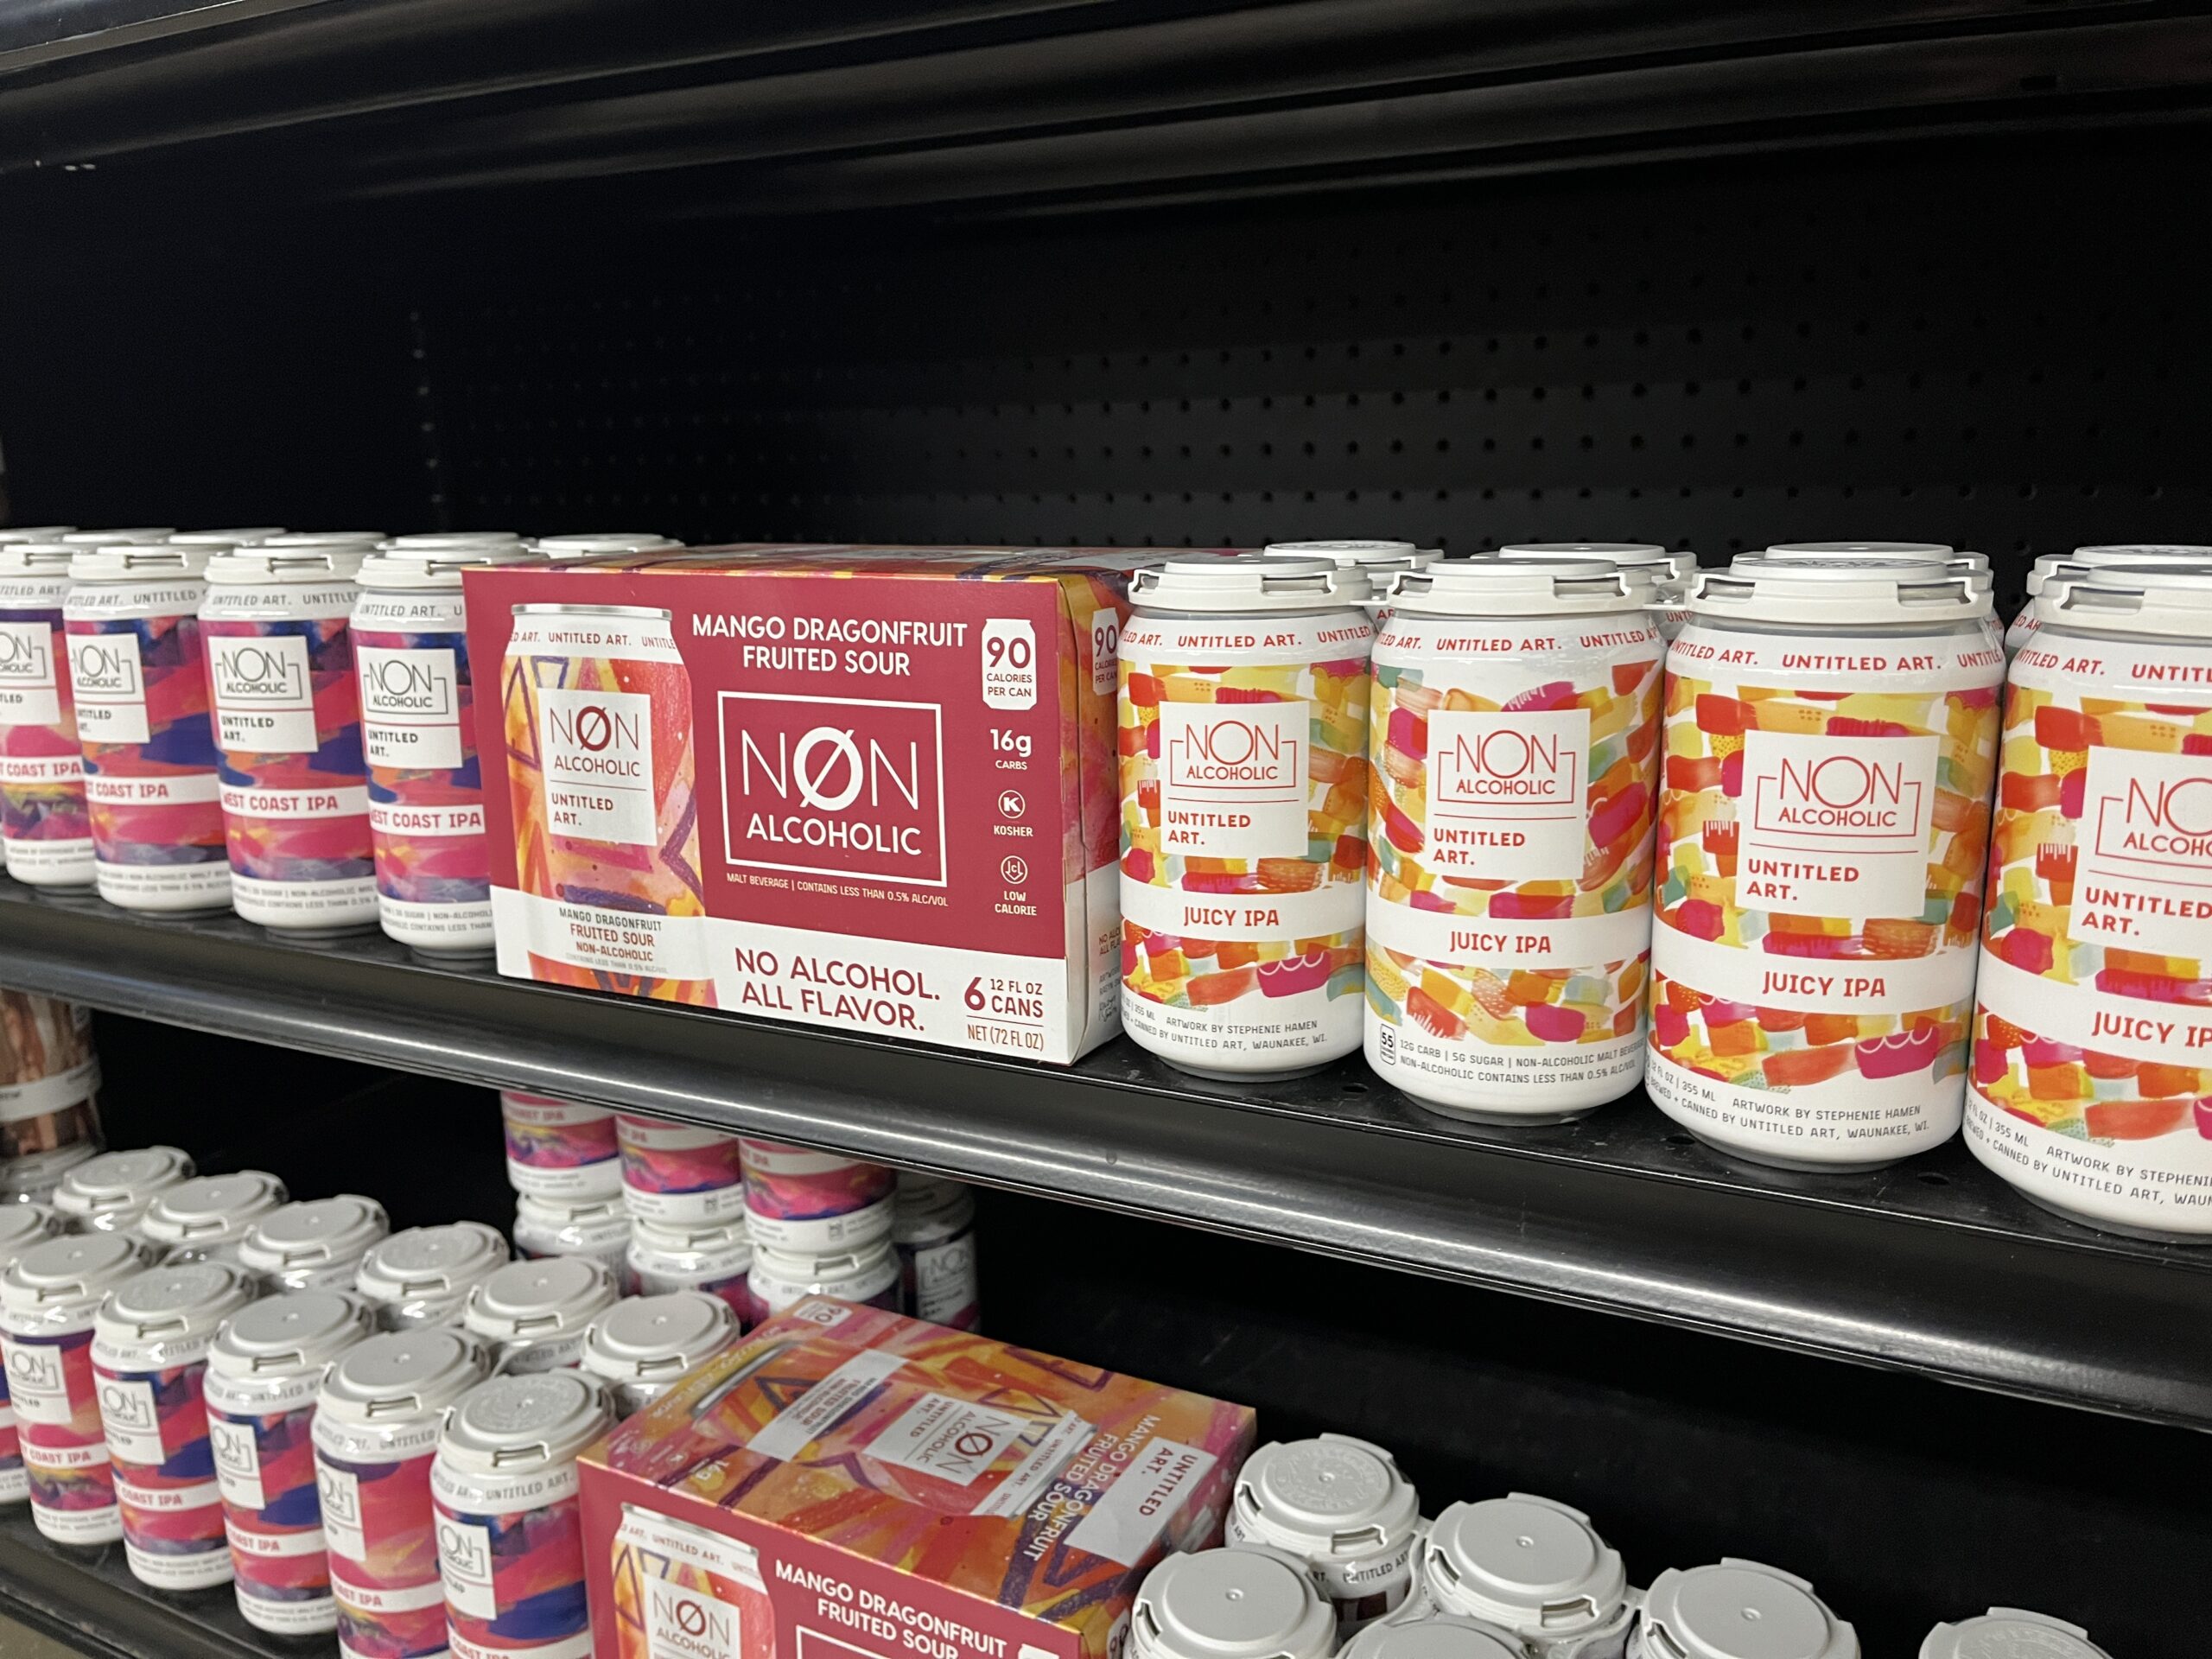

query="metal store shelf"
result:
[0,1510,283,1659]
[3,883,2208,1429]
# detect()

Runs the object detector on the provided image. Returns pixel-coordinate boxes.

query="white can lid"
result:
[1760,548,1955,570]
[1730,552,1991,596]
[67,543,210,582]
[1423,1494,1626,1633]
[582,1291,739,1383]
[320,1326,490,1421]
[438,1370,612,1473]
[1233,1433,1421,1558]
[359,543,543,589]
[0,1204,54,1266]
[0,526,76,541]
[168,529,287,547]
[378,532,526,550]
[0,1142,98,1200]
[207,546,367,583]
[750,1237,897,1280]
[1388,556,1650,618]
[630,1217,751,1255]
[2025,545,2212,597]
[53,1145,194,1224]
[464,1255,619,1340]
[1264,541,1436,578]
[2037,565,2212,638]
[1131,1547,1338,1659]
[535,533,683,559]
[1336,1617,1522,1659]
[1692,560,1990,626]
[0,543,75,575]
[2,1231,150,1311]
[210,1289,378,1378]
[1132,555,1370,613]
[96,1261,256,1343]
[892,1181,974,1236]
[518,1193,627,1227]
[356,1223,512,1305]
[1497,541,1695,581]
[1638,1561,1856,1659]
[138,1170,289,1247]
[61,529,178,546]
[1918,1609,2108,1659]
[238,1195,391,1274]
[259,531,387,549]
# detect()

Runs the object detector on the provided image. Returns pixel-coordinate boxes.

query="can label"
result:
[207,1369,335,1631]
[1648,626,2001,1160]
[610,1505,772,1659]
[1967,632,2212,1229]
[738,1141,894,1243]
[1118,609,1372,1069]
[901,1231,980,1331]
[94,1344,232,1589]
[501,1093,620,1198]
[434,1460,589,1658]
[630,1254,761,1325]
[62,588,228,890]
[0,992,102,1168]
[315,1414,449,1659]
[749,1259,901,1319]
[1366,612,1662,1105]
[1,1325,120,1541]
[203,593,376,918]
[0,592,92,870]
[620,1117,746,1224]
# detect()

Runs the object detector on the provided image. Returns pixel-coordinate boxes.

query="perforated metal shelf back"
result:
[416,137,2210,613]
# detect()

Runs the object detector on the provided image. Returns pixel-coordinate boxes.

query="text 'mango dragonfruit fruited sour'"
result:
[200,543,378,931]
[353,543,543,954]
[1649,560,2001,1167]
[62,543,232,912]
[1971,565,2212,1238]
[0,543,94,887]
[1118,556,1373,1077]
[1366,557,1663,1120]
[500,603,711,1001]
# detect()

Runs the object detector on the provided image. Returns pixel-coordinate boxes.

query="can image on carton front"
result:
[468,549,1133,1064]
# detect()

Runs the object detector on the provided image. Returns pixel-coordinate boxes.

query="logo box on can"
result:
[581,1298,1255,1659]
[465,548,1137,1064]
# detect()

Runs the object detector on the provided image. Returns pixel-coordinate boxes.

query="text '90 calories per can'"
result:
[1117,556,1373,1077]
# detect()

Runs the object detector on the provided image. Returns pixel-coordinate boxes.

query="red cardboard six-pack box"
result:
[463,548,1138,1063]
[581,1299,1255,1659]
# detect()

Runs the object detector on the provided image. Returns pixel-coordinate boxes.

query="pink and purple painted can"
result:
[0,543,94,887]
[0,1205,59,1508]
[625,1217,760,1325]
[354,544,541,955]
[205,1290,379,1637]
[433,1370,612,1659]
[617,1115,744,1226]
[736,1137,893,1251]
[92,1260,258,1591]
[315,1325,493,1659]
[893,1175,981,1331]
[499,1091,620,1202]
[63,544,232,912]
[0,1230,152,1546]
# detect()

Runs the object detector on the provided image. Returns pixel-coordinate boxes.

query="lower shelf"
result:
[0,1510,284,1659]
[2,883,2209,1429]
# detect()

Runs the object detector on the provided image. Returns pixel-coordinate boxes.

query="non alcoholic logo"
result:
[97,1377,156,1433]
[537,685,657,846]
[1162,711,1301,801]
[1431,710,1584,820]
[67,637,141,698]
[212,640,308,704]
[5,1342,60,1392]
[437,1514,499,1618]
[0,626,49,683]
[720,692,946,886]
[647,1580,738,1659]
[2097,765,2212,869]
[316,1465,359,1529]
[1746,732,1933,854]
[360,651,454,718]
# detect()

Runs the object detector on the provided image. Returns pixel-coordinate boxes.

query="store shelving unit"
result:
[6,2,2212,1655]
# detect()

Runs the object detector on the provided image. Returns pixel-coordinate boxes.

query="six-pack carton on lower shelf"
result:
[580,1298,1255,1659]
[463,548,1137,1063]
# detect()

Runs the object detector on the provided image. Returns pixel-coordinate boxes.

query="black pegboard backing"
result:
[427,132,2212,610]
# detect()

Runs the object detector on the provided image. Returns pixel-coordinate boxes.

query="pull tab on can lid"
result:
[239,1196,391,1274]
[1130,1547,1338,1659]
[2026,543,2212,597]
[582,1291,739,1384]
[1423,1493,1627,1637]
[168,529,286,547]
[61,530,178,546]
[440,1370,613,1474]
[1232,1433,1421,1560]
[1338,1617,1522,1659]
[2039,565,2212,638]
[320,1326,491,1423]
[210,1290,378,1379]
[207,545,367,582]
[1694,559,1989,626]
[139,1170,289,1249]
[1764,541,1952,560]
[53,1145,194,1230]
[359,543,542,589]
[464,1255,620,1341]
[3,1230,151,1313]
[1389,556,1648,618]
[1918,1608,2109,1659]
[0,543,75,575]
[97,1261,256,1345]
[67,543,211,582]
[1638,1560,1857,1659]
[1133,555,1371,614]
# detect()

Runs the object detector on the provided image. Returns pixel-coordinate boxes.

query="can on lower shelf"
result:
[1420,1494,1633,1659]
[579,1290,739,1415]
[618,1115,745,1225]
[514,1193,632,1282]
[0,990,105,1174]
[463,1255,620,1374]
[204,1290,380,1637]
[1630,1560,1856,1659]
[747,1237,899,1318]
[1339,1618,1524,1659]
[892,1174,979,1330]
[1228,1433,1421,1632]
[500,1091,621,1202]
[354,1221,513,1330]
[1130,1546,1339,1659]
[432,1370,613,1659]
[0,1204,58,1507]
[1920,1608,2110,1658]
[315,1326,494,1659]
[237,1194,391,1294]
[137,1170,289,1264]
[52,1143,194,1235]
[738,1138,893,1252]
[91,1259,257,1591]
[625,1217,758,1324]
